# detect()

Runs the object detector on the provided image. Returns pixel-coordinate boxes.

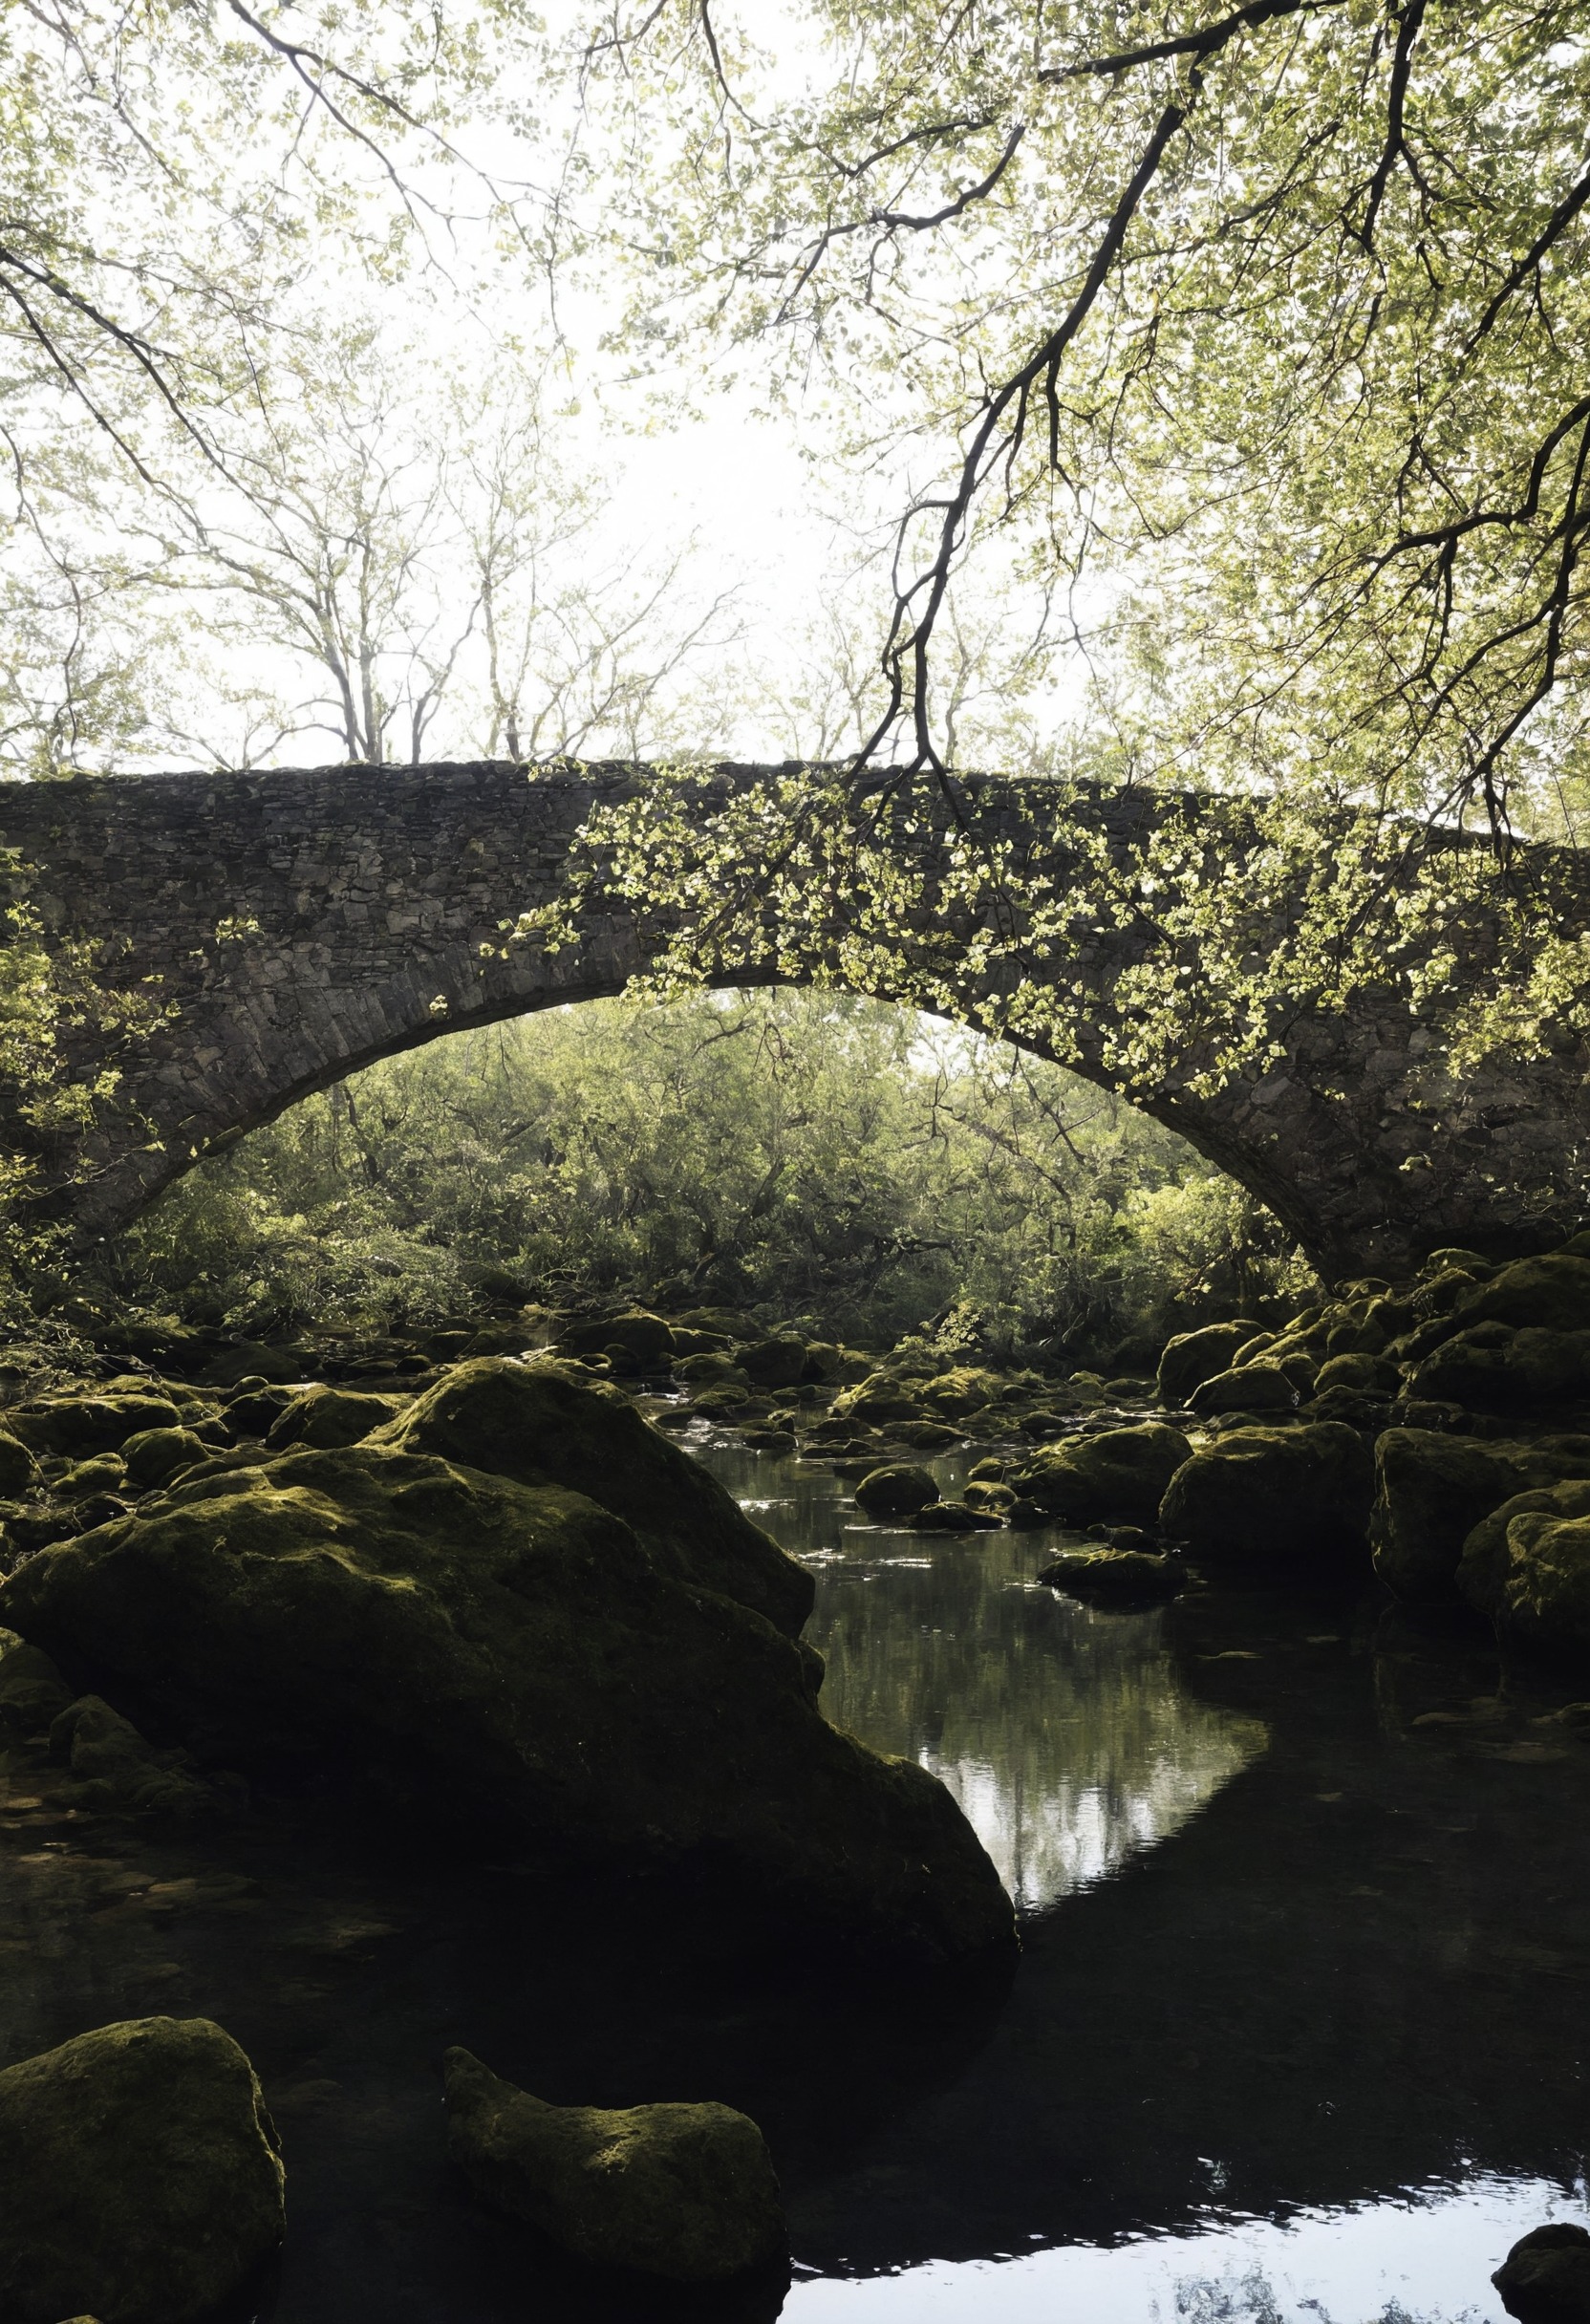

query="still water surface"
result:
[0,1426,1585,2321]
[698,1434,1590,2324]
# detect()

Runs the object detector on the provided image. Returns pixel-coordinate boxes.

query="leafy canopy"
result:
[583,1,1590,831]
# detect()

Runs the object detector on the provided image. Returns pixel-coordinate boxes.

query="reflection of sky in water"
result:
[697,1435,1267,1913]
[784,2172,1588,2322]
[923,1715,1263,1911]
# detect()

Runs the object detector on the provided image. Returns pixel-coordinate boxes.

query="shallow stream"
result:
[3,1427,1588,2321]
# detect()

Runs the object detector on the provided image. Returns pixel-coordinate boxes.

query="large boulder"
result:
[377,1360,812,1637]
[1493,2222,1590,2320]
[1407,1324,1590,1413]
[1155,1322,1262,1408]
[1158,1423,1373,1562]
[1457,1479,1590,1668]
[0,1429,1009,1964]
[1451,1253,1590,1336]
[442,2048,784,2283]
[1013,1424,1192,1525]
[0,2015,283,2324]
[1371,1430,1590,1602]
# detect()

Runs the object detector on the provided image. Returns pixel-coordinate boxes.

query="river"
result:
[1,1424,1585,2320]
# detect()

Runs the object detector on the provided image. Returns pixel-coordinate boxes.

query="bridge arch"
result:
[1,761,1585,1279]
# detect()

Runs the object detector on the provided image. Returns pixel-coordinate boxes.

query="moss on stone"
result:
[1371,1430,1590,1602]
[1155,1323,1263,1408]
[265,1385,402,1452]
[0,1432,1009,1963]
[1159,1422,1372,1562]
[376,1359,813,1636]
[442,2047,785,2283]
[8,1393,181,1460]
[119,1427,211,1492]
[0,2015,283,2324]
[1014,1424,1192,1525]
[853,1464,938,1517]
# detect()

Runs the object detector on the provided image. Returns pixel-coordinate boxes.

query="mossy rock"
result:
[1313,1351,1394,1394]
[0,1432,1007,1963]
[0,1641,74,1739]
[1456,1480,1590,1670]
[1188,1363,1297,1417]
[1410,1323,1590,1413]
[919,1366,1005,1418]
[7,1393,181,1460]
[120,1428,211,1493]
[830,1375,925,1426]
[735,1338,808,1389]
[1493,2222,1590,2320]
[1013,1424,1192,1525]
[1450,1254,1590,1336]
[1155,1322,1263,1408]
[265,1385,402,1452]
[675,1352,752,1388]
[0,1433,37,1496]
[378,1360,811,1636]
[557,1312,675,1366]
[853,1464,938,1517]
[50,1696,222,1822]
[1371,1429,1590,1602]
[442,2047,785,2283]
[911,1500,1001,1533]
[1159,1422,1373,1563]
[1039,1548,1185,1604]
[0,2015,283,2324]
[57,1454,126,1502]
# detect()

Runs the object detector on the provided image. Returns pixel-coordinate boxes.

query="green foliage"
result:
[586,2,1590,832]
[111,990,1309,1355]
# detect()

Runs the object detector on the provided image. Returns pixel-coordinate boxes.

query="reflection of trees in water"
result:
[808,1531,1267,1912]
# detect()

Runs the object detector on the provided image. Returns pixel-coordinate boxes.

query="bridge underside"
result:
[1,762,1586,1282]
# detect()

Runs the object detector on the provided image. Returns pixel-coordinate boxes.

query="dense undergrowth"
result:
[96,992,1314,1366]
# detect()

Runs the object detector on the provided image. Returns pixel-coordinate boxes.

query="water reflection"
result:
[697,1434,1266,1911]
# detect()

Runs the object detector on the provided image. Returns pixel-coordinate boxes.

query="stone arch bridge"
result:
[2,761,1587,1280]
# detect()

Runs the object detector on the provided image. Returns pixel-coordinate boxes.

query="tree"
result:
[579,2,1590,839]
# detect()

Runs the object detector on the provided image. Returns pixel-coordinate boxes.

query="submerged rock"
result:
[442,2047,784,2283]
[1,1372,1009,1963]
[1493,2222,1590,2320]
[1013,1424,1192,1525]
[0,2015,283,2324]
[1159,1423,1373,1563]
